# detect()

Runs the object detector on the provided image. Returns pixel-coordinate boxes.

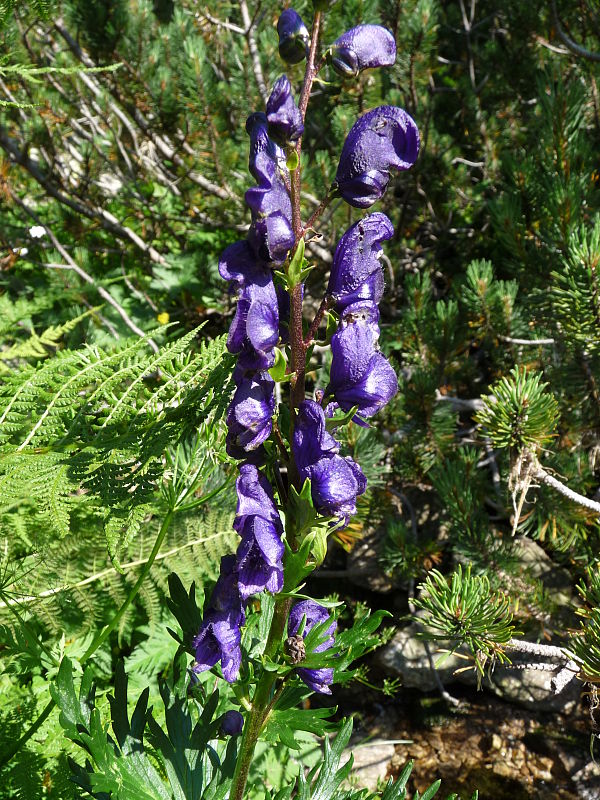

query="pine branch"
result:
[53,20,235,202]
[0,128,170,267]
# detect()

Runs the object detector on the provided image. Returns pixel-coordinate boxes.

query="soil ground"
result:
[335,680,598,799]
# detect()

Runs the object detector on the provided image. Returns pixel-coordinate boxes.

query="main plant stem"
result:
[229,596,292,800]
[229,14,323,800]
[289,10,322,418]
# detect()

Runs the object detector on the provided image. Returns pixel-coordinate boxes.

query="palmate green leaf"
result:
[165,572,205,654]
[53,654,236,800]
[147,659,237,800]
[292,606,391,687]
[263,686,337,750]
[296,718,354,800]
[52,657,171,800]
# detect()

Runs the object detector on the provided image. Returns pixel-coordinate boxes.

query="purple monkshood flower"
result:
[328,310,398,419]
[335,106,419,208]
[247,206,295,265]
[330,25,396,77]
[266,76,304,145]
[193,555,245,683]
[288,600,337,694]
[245,113,294,263]
[277,8,309,64]
[220,240,279,369]
[221,710,244,736]
[236,515,284,599]
[246,112,285,186]
[327,213,394,312]
[234,463,282,530]
[233,464,284,599]
[292,400,366,524]
[234,464,284,596]
[226,369,275,459]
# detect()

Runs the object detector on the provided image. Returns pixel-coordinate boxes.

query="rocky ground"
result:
[333,682,600,798]
[306,532,600,799]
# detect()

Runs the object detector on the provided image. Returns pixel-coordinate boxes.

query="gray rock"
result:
[378,622,580,712]
[377,621,471,692]
[345,740,396,792]
[485,658,579,713]
[571,761,600,800]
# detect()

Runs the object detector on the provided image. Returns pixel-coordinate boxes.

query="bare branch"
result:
[551,0,600,62]
[499,334,555,346]
[197,10,245,35]
[0,125,170,267]
[435,391,485,412]
[239,0,268,103]
[533,464,600,515]
[53,21,235,201]
[12,193,159,353]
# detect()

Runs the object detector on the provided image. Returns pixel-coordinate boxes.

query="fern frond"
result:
[0,307,97,365]
[0,328,233,558]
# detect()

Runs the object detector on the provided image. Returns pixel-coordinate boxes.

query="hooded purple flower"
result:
[247,206,295,265]
[236,515,285,599]
[292,400,366,524]
[233,464,284,599]
[193,555,245,683]
[288,600,337,694]
[245,113,294,264]
[266,76,304,144]
[277,8,309,64]
[327,213,394,312]
[328,313,398,419]
[335,106,419,208]
[246,112,285,186]
[330,25,396,77]
[220,241,280,369]
[234,463,282,530]
[226,369,275,458]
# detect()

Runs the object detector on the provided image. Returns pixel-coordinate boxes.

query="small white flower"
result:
[14,247,29,256]
[29,225,46,239]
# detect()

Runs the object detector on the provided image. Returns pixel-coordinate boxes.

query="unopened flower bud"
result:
[277,9,309,64]
[220,710,244,736]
